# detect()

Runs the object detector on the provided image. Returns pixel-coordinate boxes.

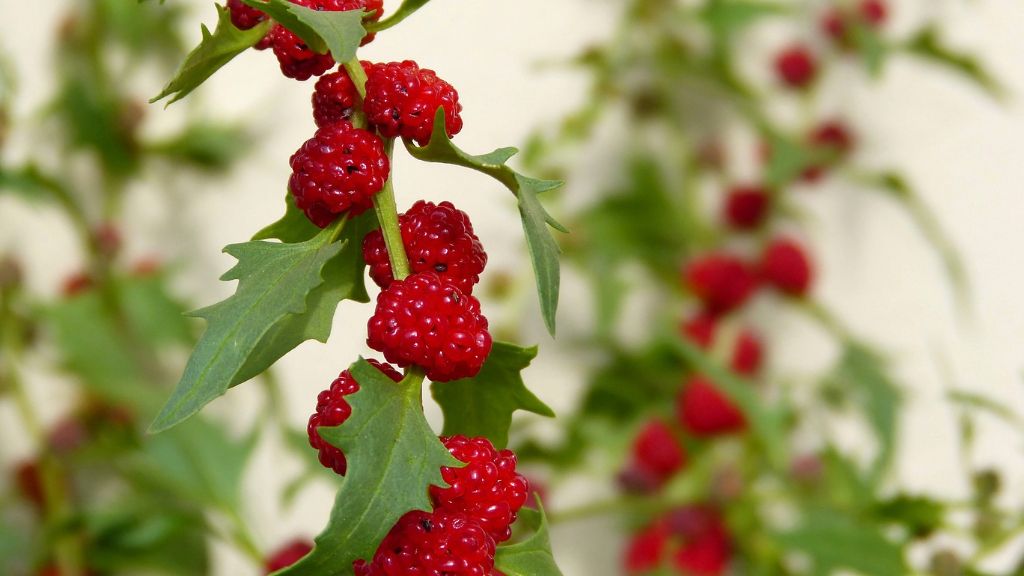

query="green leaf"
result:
[0,164,66,204]
[776,508,907,576]
[240,0,367,62]
[431,342,554,450]
[495,504,563,576]
[151,4,270,105]
[150,220,348,433]
[276,359,459,575]
[904,27,1002,99]
[406,109,566,335]
[699,0,788,37]
[828,342,902,482]
[948,390,1023,429]
[232,212,373,386]
[253,194,322,243]
[669,335,787,468]
[119,274,195,346]
[148,122,253,171]
[861,171,969,311]
[874,494,945,538]
[85,498,209,575]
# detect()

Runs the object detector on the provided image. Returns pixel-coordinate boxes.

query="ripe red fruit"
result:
[61,271,94,297]
[625,506,732,576]
[774,45,817,89]
[860,0,888,26]
[821,1,887,48]
[620,420,686,492]
[227,0,268,31]
[681,314,764,377]
[364,60,463,146]
[15,460,45,509]
[307,360,402,475]
[683,254,758,316]
[367,272,492,382]
[312,62,372,129]
[760,237,814,297]
[267,0,384,79]
[803,119,854,181]
[431,435,529,543]
[722,185,770,230]
[289,121,390,228]
[363,201,487,295]
[264,539,314,573]
[676,376,746,437]
[353,509,496,576]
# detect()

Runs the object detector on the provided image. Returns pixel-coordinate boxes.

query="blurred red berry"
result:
[860,0,888,26]
[723,185,770,230]
[803,120,854,181]
[623,420,686,491]
[626,506,732,576]
[683,254,758,316]
[61,271,94,297]
[680,314,764,376]
[265,539,313,573]
[760,237,814,297]
[15,460,45,509]
[774,45,817,89]
[676,376,746,437]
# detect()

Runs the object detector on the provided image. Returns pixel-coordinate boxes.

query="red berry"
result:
[820,8,848,42]
[722,185,770,230]
[774,45,817,89]
[267,0,384,79]
[803,119,854,181]
[364,61,464,146]
[623,420,686,492]
[15,460,45,509]
[676,376,746,437]
[680,314,763,376]
[431,435,529,543]
[683,254,758,316]
[265,539,313,573]
[312,62,372,129]
[859,0,887,26]
[625,521,669,573]
[227,0,268,31]
[307,360,402,475]
[626,507,732,576]
[367,272,492,382]
[760,237,814,297]
[353,509,496,576]
[363,201,487,295]
[62,271,94,297]
[289,121,390,228]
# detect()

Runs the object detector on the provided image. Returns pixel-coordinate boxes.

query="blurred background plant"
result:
[510,0,1024,575]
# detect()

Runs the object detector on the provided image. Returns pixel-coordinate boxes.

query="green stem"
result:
[547,494,668,525]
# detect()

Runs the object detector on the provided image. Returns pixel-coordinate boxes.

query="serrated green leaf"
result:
[276,359,459,575]
[776,508,906,576]
[151,4,270,105]
[240,0,366,62]
[904,27,1002,99]
[495,504,563,576]
[431,342,554,449]
[669,335,787,468]
[150,220,347,433]
[232,212,373,386]
[253,194,322,243]
[406,109,566,335]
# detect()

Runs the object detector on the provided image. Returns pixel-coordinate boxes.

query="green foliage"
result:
[698,0,789,38]
[875,494,945,539]
[776,508,907,576]
[276,359,459,575]
[407,109,566,335]
[239,0,367,62]
[432,342,554,449]
[151,219,360,432]
[151,5,270,105]
[495,505,563,576]
[366,0,432,32]
[85,498,209,575]
[253,194,323,244]
[904,27,1002,98]
[149,122,254,171]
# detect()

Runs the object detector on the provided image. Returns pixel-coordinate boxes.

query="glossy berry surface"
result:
[680,314,763,376]
[267,0,384,79]
[676,376,746,437]
[289,121,390,227]
[760,237,814,297]
[264,539,314,574]
[307,360,402,475]
[363,201,487,295]
[774,45,817,89]
[723,185,770,230]
[431,435,529,543]
[353,509,496,576]
[312,62,371,128]
[227,0,267,31]
[364,60,463,145]
[625,506,732,576]
[683,253,758,316]
[367,272,492,382]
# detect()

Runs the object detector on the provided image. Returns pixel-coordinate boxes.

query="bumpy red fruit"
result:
[431,435,529,543]
[307,360,402,475]
[353,509,496,576]
[289,121,390,227]
[680,314,763,376]
[625,506,732,576]
[268,0,384,79]
[367,272,492,382]
[683,254,758,316]
[363,201,487,295]
[760,237,814,297]
[364,60,463,146]
[774,44,817,89]
[227,0,267,31]
[723,185,770,230]
[621,420,686,492]
[312,62,372,128]
[264,539,314,574]
[676,376,746,437]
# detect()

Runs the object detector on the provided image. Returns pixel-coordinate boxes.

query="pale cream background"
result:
[1,0,1023,574]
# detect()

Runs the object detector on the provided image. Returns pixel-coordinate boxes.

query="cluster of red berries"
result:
[625,505,732,576]
[773,0,889,90]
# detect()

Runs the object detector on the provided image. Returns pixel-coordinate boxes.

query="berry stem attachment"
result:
[371,138,412,281]
[342,59,369,128]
